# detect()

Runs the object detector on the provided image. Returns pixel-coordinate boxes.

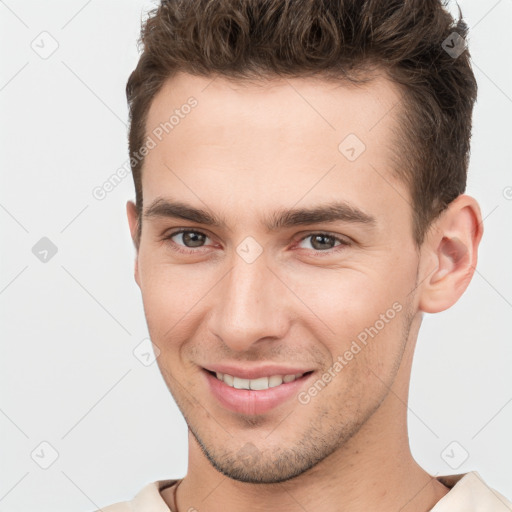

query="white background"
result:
[0,1,511,510]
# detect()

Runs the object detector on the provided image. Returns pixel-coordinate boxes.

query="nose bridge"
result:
[210,251,287,352]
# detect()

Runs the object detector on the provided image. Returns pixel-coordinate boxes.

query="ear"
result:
[418,194,483,313]
[126,200,141,287]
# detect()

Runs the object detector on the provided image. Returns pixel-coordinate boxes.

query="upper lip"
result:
[203,364,314,380]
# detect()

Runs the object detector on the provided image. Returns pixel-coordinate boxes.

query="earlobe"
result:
[418,195,483,314]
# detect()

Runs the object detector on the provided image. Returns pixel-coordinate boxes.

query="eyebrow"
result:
[143,198,376,231]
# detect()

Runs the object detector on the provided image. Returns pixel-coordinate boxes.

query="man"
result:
[98,0,511,510]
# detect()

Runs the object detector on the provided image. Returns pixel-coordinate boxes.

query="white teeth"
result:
[249,377,269,390]
[268,375,283,387]
[213,371,305,390]
[233,377,251,389]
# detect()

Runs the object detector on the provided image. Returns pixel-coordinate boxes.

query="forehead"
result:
[145,71,402,150]
[142,71,410,232]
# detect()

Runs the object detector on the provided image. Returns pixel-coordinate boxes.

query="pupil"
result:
[184,232,205,247]
[312,234,333,250]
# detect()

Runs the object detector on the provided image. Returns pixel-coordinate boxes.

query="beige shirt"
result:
[95,472,512,511]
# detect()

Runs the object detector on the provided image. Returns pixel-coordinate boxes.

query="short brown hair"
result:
[126,0,477,245]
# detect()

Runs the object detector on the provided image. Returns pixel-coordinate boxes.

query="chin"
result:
[188,423,336,484]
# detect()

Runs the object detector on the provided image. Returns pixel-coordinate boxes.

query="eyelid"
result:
[293,230,352,245]
[164,227,212,241]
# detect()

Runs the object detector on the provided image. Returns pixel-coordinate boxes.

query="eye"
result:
[163,229,212,253]
[296,233,349,252]
[162,229,351,256]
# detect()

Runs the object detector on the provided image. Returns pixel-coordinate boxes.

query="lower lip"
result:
[204,370,313,415]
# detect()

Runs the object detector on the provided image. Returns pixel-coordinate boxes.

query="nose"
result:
[208,251,290,352]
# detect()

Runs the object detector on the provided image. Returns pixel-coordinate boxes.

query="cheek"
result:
[290,264,409,323]
[282,261,414,365]
[137,252,213,342]
[137,240,417,366]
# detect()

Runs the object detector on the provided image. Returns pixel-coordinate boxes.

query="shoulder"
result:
[92,479,179,512]
[95,503,130,512]
[432,471,512,511]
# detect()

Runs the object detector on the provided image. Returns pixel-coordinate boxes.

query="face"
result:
[129,71,423,483]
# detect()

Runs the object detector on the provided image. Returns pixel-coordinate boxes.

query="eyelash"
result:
[161,229,351,256]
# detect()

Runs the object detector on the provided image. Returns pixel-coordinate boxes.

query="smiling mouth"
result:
[205,369,314,391]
